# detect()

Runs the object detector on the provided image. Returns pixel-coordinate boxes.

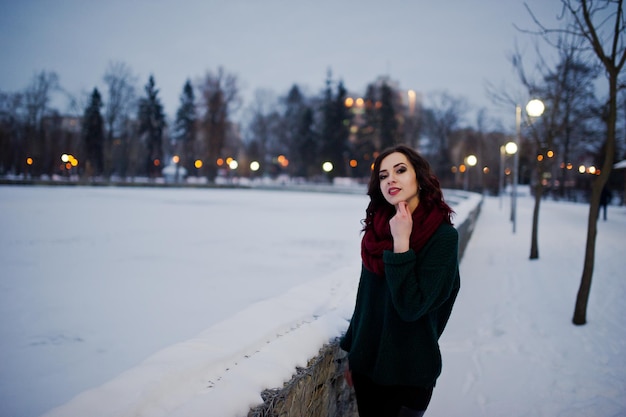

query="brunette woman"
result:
[340,145,460,417]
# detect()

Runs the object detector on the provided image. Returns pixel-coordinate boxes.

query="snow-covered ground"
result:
[1,185,624,417]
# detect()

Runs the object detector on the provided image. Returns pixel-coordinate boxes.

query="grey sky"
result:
[0,0,563,126]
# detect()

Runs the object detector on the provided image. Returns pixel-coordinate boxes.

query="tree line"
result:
[0,64,478,185]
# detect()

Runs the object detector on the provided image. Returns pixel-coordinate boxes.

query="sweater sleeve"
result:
[383,225,459,322]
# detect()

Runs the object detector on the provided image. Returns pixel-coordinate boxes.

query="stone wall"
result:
[248,341,357,417]
[248,197,482,417]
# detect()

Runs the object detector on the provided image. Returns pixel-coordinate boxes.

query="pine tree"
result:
[138,75,166,177]
[82,88,105,177]
[379,82,399,150]
[283,85,309,177]
[333,80,352,177]
[174,79,196,173]
[296,106,317,178]
[319,72,352,178]
[320,72,335,167]
[355,84,380,167]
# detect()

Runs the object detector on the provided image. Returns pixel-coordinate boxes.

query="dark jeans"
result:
[352,372,433,417]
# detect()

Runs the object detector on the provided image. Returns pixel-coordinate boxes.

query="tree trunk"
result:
[572,182,601,325]
[529,181,543,259]
[572,69,618,325]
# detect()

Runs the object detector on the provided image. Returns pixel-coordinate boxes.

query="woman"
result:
[340,145,460,417]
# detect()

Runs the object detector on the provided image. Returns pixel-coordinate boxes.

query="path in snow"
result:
[429,196,626,417]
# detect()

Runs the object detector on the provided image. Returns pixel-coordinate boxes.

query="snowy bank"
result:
[42,266,361,417]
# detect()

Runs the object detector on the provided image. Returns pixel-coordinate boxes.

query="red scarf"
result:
[361,203,445,276]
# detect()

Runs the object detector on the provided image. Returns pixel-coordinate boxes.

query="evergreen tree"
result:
[283,85,304,148]
[320,72,335,167]
[379,82,399,149]
[174,79,196,173]
[138,75,166,177]
[332,80,352,177]
[282,85,309,176]
[354,84,380,173]
[319,72,352,178]
[82,88,105,176]
[296,106,317,178]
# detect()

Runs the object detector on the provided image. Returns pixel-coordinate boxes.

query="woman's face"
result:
[378,152,420,212]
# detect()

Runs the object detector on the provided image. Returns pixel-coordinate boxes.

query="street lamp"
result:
[499,142,517,209]
[172,155,180,183]
[511,99,545,233]
[407,90,416,116]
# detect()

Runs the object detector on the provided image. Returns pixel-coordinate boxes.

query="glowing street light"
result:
[505,142,518,155]
[526,99,545,117]
[322,161,334,173]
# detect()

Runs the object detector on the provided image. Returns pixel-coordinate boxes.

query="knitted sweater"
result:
[340,223,460,388]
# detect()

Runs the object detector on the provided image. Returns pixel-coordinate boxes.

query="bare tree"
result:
[23,71,60,176]
[422,91,468,183]
[244,89,281,177]
[103,61,137,177]
[197,67,240,180]
[562,0,626,325]
[0,91,24,175]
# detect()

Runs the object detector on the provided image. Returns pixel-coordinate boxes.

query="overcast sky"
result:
[0,0,564,127]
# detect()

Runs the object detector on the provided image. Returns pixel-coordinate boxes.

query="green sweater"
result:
[340,223,460,387]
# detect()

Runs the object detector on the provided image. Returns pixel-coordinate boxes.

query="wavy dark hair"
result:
[363,144,454,231]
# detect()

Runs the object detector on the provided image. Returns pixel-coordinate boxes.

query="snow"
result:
[1,185,625,417]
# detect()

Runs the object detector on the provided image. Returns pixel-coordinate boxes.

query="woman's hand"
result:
[390,201,412,253]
